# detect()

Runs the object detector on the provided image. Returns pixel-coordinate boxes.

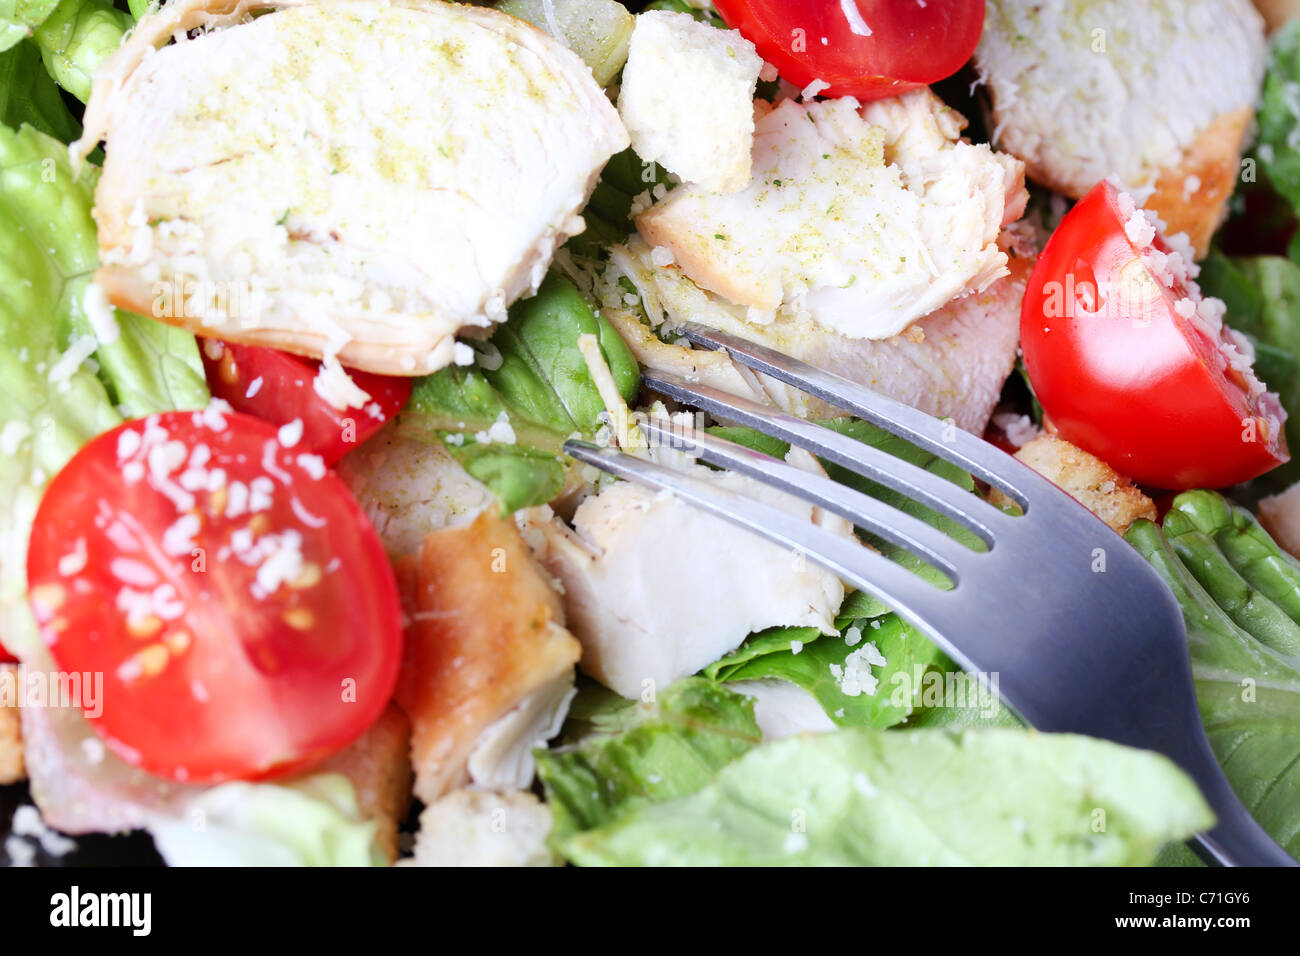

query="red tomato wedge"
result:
[201,342,411,465]
[715,0,985,101]
[1021,181,1289,490]
[26,409,403,783]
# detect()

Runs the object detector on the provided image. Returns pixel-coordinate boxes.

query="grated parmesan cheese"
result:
[48,334,99,386]
[828,641,887,697]
[277,418,304,448]
[840,0,872,36]
[452,342,476,366]
[313,355,372,411]
[800,78,830,100]
[1,421,31,456]
[83,281,121,345]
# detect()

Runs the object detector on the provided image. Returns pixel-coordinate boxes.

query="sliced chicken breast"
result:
[336,423,495,558]
[464,674,576,792]
[519,444,847,699]
[316,704,413,863]
[726,679,837,740]
[1257,482,1300,558]
[635,89,1026,340]
[0,664,22,785]
[976,0,1265,255]
[79,0,629,375]
[395,511,581,802]
[405,789,555,867]
[607,236,1035,434]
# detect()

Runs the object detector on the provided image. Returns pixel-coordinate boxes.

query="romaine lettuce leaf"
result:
[556,728,1214,866]
[1257,20,1300,217]
[707,616,956,730]
[0,38,78,141]
[496,0,633,88]
[699,417,990,729]
[642,0,725,28]
[400,272,640,514]
[1197,252,1300,493]
[0,0,59,53]
[145,775,383,867]
[535,677,761,841]
[32,0,129,102]
[1126,491,1300,861]
[0,123,208,659]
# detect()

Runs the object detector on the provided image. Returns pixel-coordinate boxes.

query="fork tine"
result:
[678,322,1032,507]
[564,439,949,617]
[642,370,1012,547]
[639,417,977,580]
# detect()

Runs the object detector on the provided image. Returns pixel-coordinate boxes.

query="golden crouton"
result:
[0,665,23,785]
[992,434,1157,534]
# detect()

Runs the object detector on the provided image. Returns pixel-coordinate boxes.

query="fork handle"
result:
[1191,776,1298,867]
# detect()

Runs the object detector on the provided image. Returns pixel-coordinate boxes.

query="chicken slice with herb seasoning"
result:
[77,0,629,376]
[635,88,1026,341]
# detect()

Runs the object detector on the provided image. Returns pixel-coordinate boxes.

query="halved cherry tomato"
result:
[201,342,411,465]
[26,409,402,783]
[1021,180,1289,490]
[715,0,985,101]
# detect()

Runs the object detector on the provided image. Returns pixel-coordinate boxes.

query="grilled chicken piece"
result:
[405,789,556,867]
[78,0,628,376]
[464,673,576,792]
[17,639,407,861]
[336,423,495,558]
[726,679,836,740]
[518,446,846,699]
[316,704,412,864]
[1258,482,1300,558]
[609,237,1034,434]
[395,512,582,802]
[976,0,1265,256]
[19,646,182,835]
[1254,0,1300,31]
[635,89,1025,340]
[0,665,21,784]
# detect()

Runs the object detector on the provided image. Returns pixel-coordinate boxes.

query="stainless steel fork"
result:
[564,322,1296,867]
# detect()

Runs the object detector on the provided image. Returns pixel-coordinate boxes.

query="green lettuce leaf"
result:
[709,616,959,730]
[400,272,640,514]
[145,774,383,867]
[556,728,1214,866]
[642,0,725,28]
[0,0,59,53]
[496,0,633,87]
[32,0,130,102]
[1257,20,1300,217]
[566,147,673,260]
[1197,252,1300,493]
[0,123,208,659]
[535,677,762,842]
[0,38,78,141]
[700,417,991,729]
[1126,491,1300,861]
